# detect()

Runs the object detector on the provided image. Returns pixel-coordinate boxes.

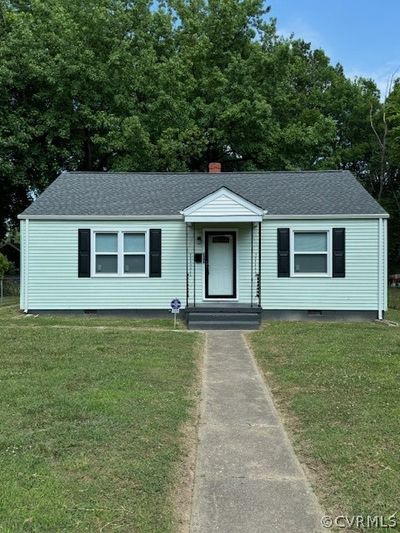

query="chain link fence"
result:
[0,276,20,305]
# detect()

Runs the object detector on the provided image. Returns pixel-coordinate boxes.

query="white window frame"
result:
[290,229,331,277]
[91,229,149,277]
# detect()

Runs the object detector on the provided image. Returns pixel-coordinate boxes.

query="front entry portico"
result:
[181,187,265,320]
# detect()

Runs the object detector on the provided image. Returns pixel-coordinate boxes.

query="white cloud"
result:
[275,16,399,100]
[347,62,400,100]
[276,17,335,59]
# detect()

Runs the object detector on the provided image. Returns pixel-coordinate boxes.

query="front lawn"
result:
[250,320,400,532]
[0,307,201,532]
[0,295,19,307]
[0,304,182,329]
[389,287,400,311]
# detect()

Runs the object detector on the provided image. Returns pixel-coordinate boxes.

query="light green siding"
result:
[261,219,385,311]
[21,218,386,312]
[22,220,187,310]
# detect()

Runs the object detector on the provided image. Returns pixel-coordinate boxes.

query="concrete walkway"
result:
[190,331,323,533]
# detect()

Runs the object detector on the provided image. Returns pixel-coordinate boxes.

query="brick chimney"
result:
[208,162,221,173]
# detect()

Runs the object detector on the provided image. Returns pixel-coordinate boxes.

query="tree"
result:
[0,252,11,302]
[0,0,399,269]
[0,0,179,235]
[387,79,400,167]
[383,78,400,271]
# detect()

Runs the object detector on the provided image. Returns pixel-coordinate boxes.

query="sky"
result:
[269,0,400,97]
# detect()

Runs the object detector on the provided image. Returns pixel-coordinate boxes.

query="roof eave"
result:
[263,213,389,219]
[18,214,183,220]
[18,212,389,220]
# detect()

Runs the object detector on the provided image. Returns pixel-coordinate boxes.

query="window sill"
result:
[92,274,148,278]
[291,273,331,278]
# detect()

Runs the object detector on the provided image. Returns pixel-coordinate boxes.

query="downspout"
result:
[24,218,29,313]
[378,217,383,320]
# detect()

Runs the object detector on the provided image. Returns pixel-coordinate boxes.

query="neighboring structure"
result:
[0,242,20,273]
[389,274,400,287]
[18,167,388,328]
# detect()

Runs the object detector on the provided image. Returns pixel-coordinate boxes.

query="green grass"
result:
[0,295,19,307]
[386,288,400,321]
[389,287,400,310]
[0,305,183,330]
[386,307,400,322]
[250,320,400,532]
[0,307,201,532]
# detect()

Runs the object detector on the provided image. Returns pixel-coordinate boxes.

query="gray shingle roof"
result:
[20,170,387,217]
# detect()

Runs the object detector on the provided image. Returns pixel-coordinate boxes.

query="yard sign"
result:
[170,298,181,328]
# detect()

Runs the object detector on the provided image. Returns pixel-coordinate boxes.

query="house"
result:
[18,165,388,328]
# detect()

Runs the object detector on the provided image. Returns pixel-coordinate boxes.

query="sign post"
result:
[170,298,181,329]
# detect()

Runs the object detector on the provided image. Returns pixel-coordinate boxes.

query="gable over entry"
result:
[181,187,265,222]
[181,187,265,308]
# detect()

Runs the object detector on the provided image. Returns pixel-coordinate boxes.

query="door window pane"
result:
[212,236,230,243]
[96,233,118,253]
[124,255,145,273]
[294,232,327,252]
[294,254,327,273]
[124,233,145,253]
[96,255,118,273]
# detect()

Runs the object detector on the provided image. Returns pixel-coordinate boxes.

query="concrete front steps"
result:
[186,306,262,330]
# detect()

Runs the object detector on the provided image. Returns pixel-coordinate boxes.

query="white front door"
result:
[206,232,236,298]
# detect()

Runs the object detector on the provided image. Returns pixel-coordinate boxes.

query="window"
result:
[212,236,230,243]
[123,233,146,273]
[93,231,148,276]
[292,231,330,276]
[95,233,118,274]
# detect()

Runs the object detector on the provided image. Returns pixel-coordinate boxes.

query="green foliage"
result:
[387,81,400,172]
[0,0,399,266]
[0,253,11,279]
[3,227,19,244]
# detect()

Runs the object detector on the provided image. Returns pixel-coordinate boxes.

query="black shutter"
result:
[149,229,162,277]
[78,229,91,277]
[332,228,345,277]
[277,228,290,277]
